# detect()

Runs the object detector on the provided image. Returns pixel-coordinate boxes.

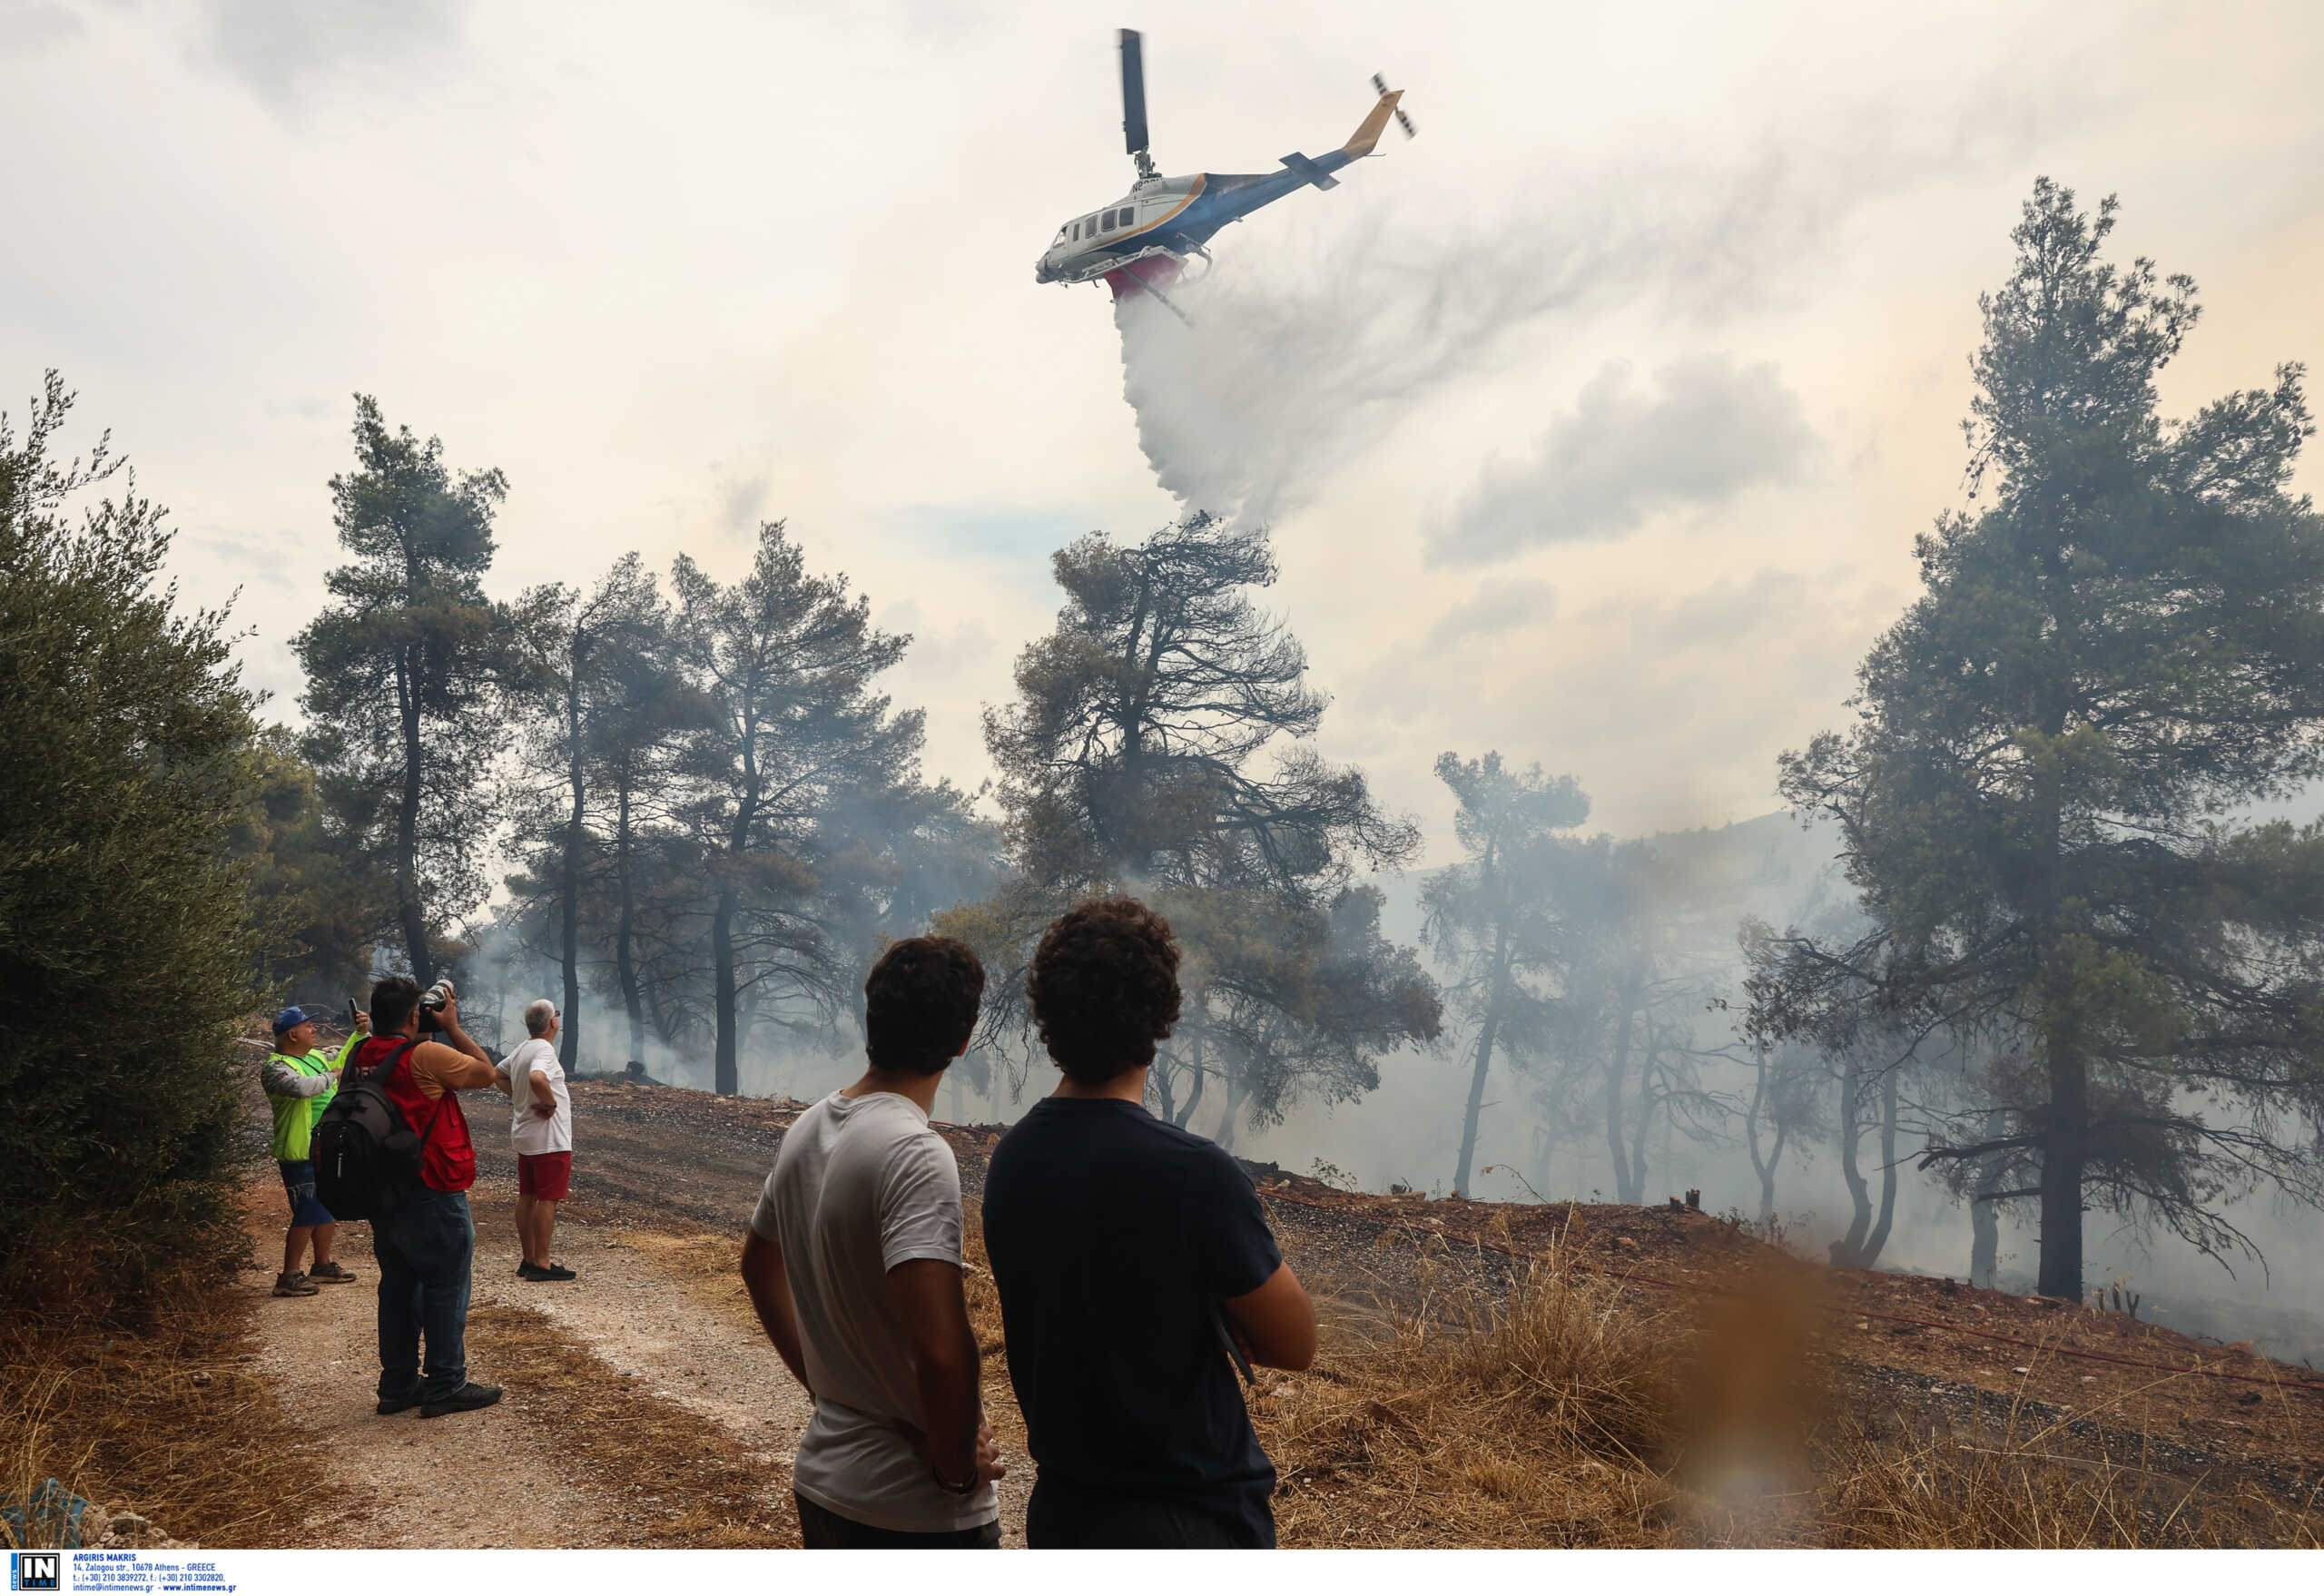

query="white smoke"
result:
[1113,109,2035,525]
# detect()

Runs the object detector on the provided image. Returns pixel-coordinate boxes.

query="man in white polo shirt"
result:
[495,999,574,1283]
[739,936,1005,1548]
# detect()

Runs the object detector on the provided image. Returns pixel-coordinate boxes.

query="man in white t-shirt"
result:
[739,936,1006,1548]
[494,999,575,1283]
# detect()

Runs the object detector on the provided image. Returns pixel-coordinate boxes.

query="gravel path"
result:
[243,1081,1042,1547]
[244,1169,816,1546]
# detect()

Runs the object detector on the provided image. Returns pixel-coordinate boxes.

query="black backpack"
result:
[313,1039,446,1221]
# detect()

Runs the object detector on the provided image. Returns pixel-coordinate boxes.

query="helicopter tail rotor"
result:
[1371,72,1418,139]
[1120,28,1157,180]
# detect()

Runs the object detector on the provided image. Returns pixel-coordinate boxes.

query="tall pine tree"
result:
[960,513,1437,1128]
[669,521,920,1096]
[1759,181,2324,1298]
[296,398,507,985]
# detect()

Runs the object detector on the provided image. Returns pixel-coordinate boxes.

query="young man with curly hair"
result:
[982,896,1317,1549]
[740,936,1007,1548]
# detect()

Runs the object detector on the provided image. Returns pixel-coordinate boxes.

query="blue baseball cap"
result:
[272,1006,310,1034]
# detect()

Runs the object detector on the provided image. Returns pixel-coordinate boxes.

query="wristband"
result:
[931,1465,979,1497]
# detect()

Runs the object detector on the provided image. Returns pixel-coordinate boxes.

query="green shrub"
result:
[0,374,266,1316]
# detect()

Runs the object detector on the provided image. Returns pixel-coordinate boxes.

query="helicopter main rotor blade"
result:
[1119,27,1150,160]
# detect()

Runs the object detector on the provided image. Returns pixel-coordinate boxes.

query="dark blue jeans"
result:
[373,1185,475,1403]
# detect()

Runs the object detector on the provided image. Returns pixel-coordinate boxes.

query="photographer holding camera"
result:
[261,1004,368,1297]
[343,975,505,1419]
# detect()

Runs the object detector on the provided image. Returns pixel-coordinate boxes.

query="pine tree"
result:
[295,397,507,984]
[668,521,919,1095]
[1759,181,2324,1298]
[962,513,1438,1126]
[503,553,676,1070]
[1421,753,1590,1197]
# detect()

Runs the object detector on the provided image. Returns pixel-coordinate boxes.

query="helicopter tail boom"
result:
[1340,89,1403,159]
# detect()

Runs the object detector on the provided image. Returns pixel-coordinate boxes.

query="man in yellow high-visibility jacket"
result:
[261,1005,367,1298]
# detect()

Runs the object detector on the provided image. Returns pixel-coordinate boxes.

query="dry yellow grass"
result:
[1,1275,318,1549]
[1249,1226,2324,1548]
[480,1208,2324,1549]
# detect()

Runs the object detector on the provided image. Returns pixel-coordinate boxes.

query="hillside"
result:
[161,1076,2310,1547]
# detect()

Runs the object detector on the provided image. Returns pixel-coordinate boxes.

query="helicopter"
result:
[1035,29,1415,318]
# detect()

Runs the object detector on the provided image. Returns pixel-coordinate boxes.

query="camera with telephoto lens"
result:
[418,980,456,1030]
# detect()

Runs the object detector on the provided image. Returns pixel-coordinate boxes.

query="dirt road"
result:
[241,1081,1046,1548]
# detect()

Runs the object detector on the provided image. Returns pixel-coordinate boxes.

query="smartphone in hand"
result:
[347,996,361,1030]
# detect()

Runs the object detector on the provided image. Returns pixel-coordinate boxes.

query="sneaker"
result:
[377,1393,421,1415]
[516,1261,547,1281]
[527,1264,576,1283]
[309,1260,358,1284]
[271,1271,319,1297]
[420,1382,504,1419]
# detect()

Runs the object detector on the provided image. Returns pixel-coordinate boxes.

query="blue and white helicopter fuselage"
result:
[1035,130,1386,288]
[1036,32,1410,296]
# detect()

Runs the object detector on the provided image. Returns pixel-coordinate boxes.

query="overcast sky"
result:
[7,0,2323,853]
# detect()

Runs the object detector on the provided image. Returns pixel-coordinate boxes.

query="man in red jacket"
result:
[351,975,502,1419]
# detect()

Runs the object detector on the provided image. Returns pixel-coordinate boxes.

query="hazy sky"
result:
[7,0,2323,852]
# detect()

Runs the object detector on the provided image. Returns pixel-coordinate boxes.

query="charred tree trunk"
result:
[1858,1065,1901,1268]
[1745,1045,1789,1227]
[2037,1017,2088,1300]
[1172,1041,1206,1129]
[1830,1060,1873,1266]
[2031,668,2085,1301]
[1214,1064,1253,1153]
[1452,923,1512,1199]
[1757,1125,1787,1229]
[393,647,434,986]
[712,875,740,1097]
[558,638,586,1071]
[613,781,645,1068]
[1149,1049,1177,1123]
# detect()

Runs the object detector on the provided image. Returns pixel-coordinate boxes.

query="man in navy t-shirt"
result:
[982,896,1318,1548]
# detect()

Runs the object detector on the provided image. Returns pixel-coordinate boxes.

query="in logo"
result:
[11,1553,61,1592]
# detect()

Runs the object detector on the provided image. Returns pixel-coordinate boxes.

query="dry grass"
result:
[1248,1226,2324,1549]
[507,1208,2324,1550]
[1256,1230,1695,1546]
[1814,1403,2324,1548]
[618,1230,756,1315]
[1,1273,317,1549]
[464,1300,795,1547]
[632,1208,1011,1366]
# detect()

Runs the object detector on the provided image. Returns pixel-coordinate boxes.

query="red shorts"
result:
[517,1151,572,1201]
